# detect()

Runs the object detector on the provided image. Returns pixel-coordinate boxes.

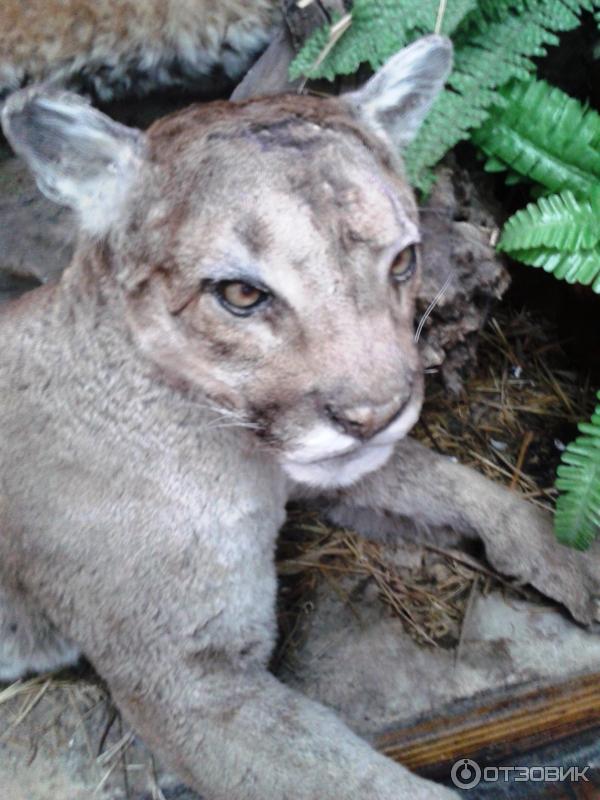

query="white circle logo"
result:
[451,758,482,789]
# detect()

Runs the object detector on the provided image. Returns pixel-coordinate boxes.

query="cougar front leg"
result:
[325,437,600,626]
[106,653,458,800]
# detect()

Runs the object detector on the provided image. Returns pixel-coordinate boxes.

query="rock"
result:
[277,557,600,737]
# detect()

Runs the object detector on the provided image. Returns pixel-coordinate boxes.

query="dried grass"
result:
[276,511,486,651]
[417,308,595,505]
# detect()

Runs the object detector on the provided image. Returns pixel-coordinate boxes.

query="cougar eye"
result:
[214,280,270,316]
[390,245,417,284]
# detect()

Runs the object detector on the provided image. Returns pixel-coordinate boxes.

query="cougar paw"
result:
[480,501,600,627]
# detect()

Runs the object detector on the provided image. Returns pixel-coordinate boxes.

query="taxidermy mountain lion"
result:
[0,0,278,100]
[1,34,600,800]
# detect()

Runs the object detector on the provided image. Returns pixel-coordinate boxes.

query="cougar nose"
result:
[325,396,407,440]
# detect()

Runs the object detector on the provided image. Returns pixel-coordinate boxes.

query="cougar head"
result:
[2,36,452,488]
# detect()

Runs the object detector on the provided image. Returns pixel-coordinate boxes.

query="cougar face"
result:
[115,99,422,487]
[2,36,452,488]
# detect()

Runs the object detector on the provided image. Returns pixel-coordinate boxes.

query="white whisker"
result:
[414,273,452,343]
[206,420,259,431]
[199,400,260,432]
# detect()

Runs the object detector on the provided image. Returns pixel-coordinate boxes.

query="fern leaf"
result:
[469,1,530,24]
[498,190,600,290]
[288,16,342,82]
[499,191,600,252]
[403,90,493,190]
[555,393,600,550]
[508,247,600,288]
[289,0,441,81]
[472,79,600,196]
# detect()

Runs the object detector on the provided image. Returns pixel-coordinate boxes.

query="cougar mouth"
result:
[281,397,421,488]
[282,443,395,488]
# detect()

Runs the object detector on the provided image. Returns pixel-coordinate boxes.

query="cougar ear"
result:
[343,34,453,149]
[1,88,146,237]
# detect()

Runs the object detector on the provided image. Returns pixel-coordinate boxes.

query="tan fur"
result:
[0,0,279,99]
[3,36,599,800]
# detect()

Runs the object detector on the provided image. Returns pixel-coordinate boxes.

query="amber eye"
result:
[215,280,270,316]
[390,245,417,284]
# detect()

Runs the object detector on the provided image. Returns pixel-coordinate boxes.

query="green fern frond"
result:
[469,1,532,23]
[291,0,595,189]
[480,79,600,290]
[498,191,600,290]
[404,86,493,191]
[289,0,442,82]
[508,246,600,288]
[499,191,600,252]
[472,79,600,196]
[555,393,600,550]
[287,14,343,81]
